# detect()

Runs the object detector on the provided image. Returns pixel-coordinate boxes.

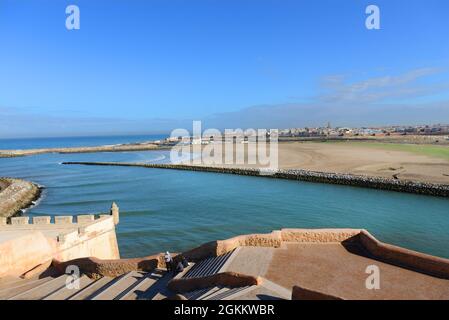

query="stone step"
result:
[91,271,147,300]
[148,273,175,300]
[43,275,94,300]
[218,247,241,272]
[203,286,231,300]
[183,250,234,279]
[259,278,291,300]
[68,276,115,300]
[8,275,68,300]
[120,270,165,300]
[0,277,54,299]
[0,276,27,289]
[194,286,223,300]
[207,286,252,300]
[221,285,257,300]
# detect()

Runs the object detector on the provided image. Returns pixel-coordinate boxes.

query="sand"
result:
[177,141,449,184]
[276,142,449,184]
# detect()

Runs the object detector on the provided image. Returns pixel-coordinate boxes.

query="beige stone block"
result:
[32,216,51,224]
[57,230,78,243]
[77,214,95,224]
[10,216,29,225]
[0,217,7,225]
[78,226,87,235]
[54,216,73,224]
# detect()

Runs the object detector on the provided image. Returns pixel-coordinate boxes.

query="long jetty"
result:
[62,162,449,197]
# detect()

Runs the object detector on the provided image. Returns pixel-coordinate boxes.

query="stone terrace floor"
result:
[223,243,449,300]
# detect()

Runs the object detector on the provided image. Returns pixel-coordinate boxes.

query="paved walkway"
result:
[220,242,449,299]
[264,242,449,300]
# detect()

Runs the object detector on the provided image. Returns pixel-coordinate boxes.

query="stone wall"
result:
[357,230,449,279]
[0,204,120,277]
[49,227,449,283]
[0,178,41,218]
[183,228,449,280]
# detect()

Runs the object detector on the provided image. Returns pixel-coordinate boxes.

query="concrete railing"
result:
[357,230,449,279]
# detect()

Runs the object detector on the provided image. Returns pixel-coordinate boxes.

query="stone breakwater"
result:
[0,143,163,158]
[0,178,42,217]
[62,162,449,197]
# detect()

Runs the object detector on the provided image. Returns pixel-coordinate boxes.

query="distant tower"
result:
[110,202,119,225]
[327,122,331,129]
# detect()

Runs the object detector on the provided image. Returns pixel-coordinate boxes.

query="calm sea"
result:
[1,135,449,258]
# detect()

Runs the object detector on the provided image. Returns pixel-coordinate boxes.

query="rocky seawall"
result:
[0,143,163,158]
[0,178,42,217]
[62,162,449,197]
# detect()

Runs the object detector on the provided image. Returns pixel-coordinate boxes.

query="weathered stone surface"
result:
[0,143,160,158]
[167,272,261,293]
[0,178,41,218]
[52,254,163,279]
[292,285,344,300]
[358,230,449,279]
[32,216,51,224]
[54,216,73,224]
[281,228,360,243]
[110,202,119,225]
[77,215,95,224]
[11,216,29,225]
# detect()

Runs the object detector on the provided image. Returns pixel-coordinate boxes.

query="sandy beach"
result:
[176,141,449,185]
[276,142,449,184]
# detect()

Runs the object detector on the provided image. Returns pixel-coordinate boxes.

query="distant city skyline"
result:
[1,0,449,138]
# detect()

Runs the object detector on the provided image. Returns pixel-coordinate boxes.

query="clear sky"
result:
[0,0,448,138]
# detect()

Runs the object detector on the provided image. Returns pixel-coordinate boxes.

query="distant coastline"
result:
[0,143,169,158]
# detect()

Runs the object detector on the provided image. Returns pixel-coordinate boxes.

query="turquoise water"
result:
[1,137,449,258]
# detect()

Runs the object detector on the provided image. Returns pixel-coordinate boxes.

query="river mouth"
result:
[1,149,449,259]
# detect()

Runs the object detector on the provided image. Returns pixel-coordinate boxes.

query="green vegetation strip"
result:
[325,141,449,161]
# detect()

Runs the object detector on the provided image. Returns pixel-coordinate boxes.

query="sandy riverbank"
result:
[277,142,449,184]
[175,141,449,185]
[0,178,42,218]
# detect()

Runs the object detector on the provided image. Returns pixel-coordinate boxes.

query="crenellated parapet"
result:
[0,203,121,277]
[0,203,120,229]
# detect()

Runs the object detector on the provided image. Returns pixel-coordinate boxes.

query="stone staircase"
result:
[0,248,289,300]
[0,270,170,300]
[182,285,257,300]
[181,249,236,279]
[0,250,239,300]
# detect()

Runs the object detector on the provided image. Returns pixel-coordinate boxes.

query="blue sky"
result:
[0,0,448,137]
